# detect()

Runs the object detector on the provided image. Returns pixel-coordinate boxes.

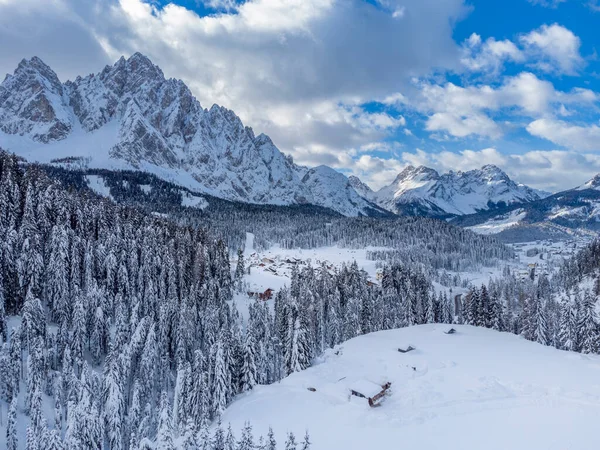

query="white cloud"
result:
[426,112,502,139]
[519,23,584,75]
[397,147,600,192]
[460,24,585,76]
[406,72,597,139]
[527,0,566,7]
[461,33,524,74]
[527,118,600,151]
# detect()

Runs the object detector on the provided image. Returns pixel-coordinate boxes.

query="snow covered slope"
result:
[221,324,600,450]
[0,54,380,217]
[451,173,600,240]
[375,165,546,217]
[301,166,389,217]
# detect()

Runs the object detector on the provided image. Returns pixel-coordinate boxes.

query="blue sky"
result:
[2,0,600,191]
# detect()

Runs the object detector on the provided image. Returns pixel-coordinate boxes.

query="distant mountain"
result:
[348,175,377,202]
[301,166,389,217]
[371,164,546,218]
[450,174,600,241]
[0,54,378,217]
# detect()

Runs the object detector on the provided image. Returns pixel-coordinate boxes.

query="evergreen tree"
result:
[558,297,577,351]
[235,248,245,292]
[578,291,598,354]
[156,392,175,450]
[285,432,298,450]
[301,431,312,450]
[241,331,258,392]
[6,395,18,450]
[236,422,255,450]
[266,427,277,450]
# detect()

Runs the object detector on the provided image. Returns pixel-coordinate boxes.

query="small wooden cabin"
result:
[350,381,392,407]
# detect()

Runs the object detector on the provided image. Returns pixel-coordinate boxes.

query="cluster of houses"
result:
[512,238,592,283]
[236,251,382,302]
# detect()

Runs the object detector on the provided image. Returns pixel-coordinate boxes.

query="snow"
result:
[0,120,119,169]
[181,192,209,209]
[376,165,543,217]
[221,324,600,450]
[466,208,527,235]
[301,165,380,217]
[85,175,113,200]
[242,244,383,293]
[139,184,152,194]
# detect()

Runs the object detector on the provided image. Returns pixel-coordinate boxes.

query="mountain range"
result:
[0,53,597,229]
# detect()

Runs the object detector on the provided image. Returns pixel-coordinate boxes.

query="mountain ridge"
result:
[0,54,552,219]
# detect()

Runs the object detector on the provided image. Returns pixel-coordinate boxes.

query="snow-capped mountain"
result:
[301,166,388,217]
[373,164,546,217]
[576,173,600,191]
[0,54,377,217]
[450,173,600,241]
[348,175,377,202]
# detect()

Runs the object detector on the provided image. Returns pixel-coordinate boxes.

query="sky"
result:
[1,0,600,192]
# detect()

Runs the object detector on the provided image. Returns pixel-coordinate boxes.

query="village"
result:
[233,233,595,311]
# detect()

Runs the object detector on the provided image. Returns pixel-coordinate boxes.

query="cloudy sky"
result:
[2,0,600,191]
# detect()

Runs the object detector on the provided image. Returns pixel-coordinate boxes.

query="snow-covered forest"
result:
[1,150,600,450]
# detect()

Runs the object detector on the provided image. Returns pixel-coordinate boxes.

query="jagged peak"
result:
[12,56,62,86]
[255,133,275,147]
[393,165,439,184]
[578,173,600,191]
[348,175,374,193]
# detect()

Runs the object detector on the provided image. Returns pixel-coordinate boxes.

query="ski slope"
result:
[221,325,600,450]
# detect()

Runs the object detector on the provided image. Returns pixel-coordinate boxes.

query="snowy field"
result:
[221,324,600,450]
[465,208,527,235]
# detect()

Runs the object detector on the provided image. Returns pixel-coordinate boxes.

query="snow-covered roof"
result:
[350,380,384,398]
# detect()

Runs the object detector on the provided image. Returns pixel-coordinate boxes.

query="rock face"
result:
[0,54,381,216]
[0,54,546,218]
[374,164,545,217]
[0,57,72,142]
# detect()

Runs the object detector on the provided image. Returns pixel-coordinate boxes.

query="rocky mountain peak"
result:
[578,173,600,191]
[393,165,440,184]
[0,56,71,142]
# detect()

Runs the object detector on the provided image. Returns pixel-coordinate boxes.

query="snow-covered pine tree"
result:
[155,391,175,450]
[241,330,258,392]
[558,297,577,351]
[578,290,598,354]
[235,248,245,292]
[285,432,298,450]
[236,422,255,450]
[6,395,18,450]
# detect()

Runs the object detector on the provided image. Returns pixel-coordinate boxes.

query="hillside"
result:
[451,178,600,241]
[221,324,600,450]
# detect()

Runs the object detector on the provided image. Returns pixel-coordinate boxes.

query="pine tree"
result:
[225,424,236,450]
[212,340,231,418]
[266,427,277,450]
[241,331,258,392]
[235,248,245,292]
[212,420,226,450]
[285,432,298,450]
[558,297,577,351]
[301,431,311,450]
[6,395,18,450]
[533,295,549,346]
[103,347,125,450]
[156,392,175,450]
[237,422,255,450]
[0,279,7,343]
[181,418,198,450]
[578,291,598,354]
